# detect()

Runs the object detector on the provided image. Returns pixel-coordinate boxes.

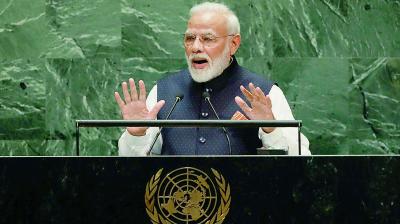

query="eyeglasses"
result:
[183,33,235,48]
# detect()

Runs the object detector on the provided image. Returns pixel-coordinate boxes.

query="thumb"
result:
[148,100,165,119]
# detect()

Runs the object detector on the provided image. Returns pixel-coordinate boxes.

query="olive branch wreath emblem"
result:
[144,168,231,224]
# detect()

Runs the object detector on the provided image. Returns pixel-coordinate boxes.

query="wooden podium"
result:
[0,156,399,223]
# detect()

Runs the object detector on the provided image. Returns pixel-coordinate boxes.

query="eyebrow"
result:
[185,29,217,36]
[202,32,215,36]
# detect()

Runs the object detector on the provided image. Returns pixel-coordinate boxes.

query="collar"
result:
[193,56,241,93]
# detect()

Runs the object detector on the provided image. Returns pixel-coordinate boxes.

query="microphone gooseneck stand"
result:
[146,94,184,155]
[202,91,233,155]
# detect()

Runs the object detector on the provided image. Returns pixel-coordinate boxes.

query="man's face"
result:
[184,12,232,83]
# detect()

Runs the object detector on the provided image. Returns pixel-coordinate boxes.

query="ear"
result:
[229,34,241,56]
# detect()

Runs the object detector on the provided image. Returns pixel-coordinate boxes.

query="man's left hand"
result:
[234,83,275,133]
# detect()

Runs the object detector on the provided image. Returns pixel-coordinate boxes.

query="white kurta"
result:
[118,85,311,156]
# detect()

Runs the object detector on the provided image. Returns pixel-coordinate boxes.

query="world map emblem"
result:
[145,167,231,224]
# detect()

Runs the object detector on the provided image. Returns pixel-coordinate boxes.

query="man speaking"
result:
[115,2,310,156]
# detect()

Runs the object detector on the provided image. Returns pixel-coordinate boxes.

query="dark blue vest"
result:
[157,57,274,155]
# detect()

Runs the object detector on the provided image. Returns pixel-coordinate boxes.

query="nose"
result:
[191,37,204,53]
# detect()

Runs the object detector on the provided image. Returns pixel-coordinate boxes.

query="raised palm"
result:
[114,79,165,136]
[234,83,275,133]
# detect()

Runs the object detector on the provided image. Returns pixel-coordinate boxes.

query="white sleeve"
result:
[118,85,163,156]
[258,85,311,155]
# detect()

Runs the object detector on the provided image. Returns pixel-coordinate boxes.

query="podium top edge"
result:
[75,119,302,128]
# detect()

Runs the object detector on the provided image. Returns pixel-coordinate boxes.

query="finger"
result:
[235,96,252,114]
[129,78,138,101]
[255,87,267,101]
[248,83,257,94]
[149,100,165,118]
[122,82,131,103]
[240,85,254,102]
[138,80,147,102]
[248,83,260,101]
[264,95,272,108]
[114,92,125,109]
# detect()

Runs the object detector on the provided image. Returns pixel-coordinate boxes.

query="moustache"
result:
[189,54,212,62]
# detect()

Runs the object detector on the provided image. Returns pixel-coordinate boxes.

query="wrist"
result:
[262,127,276,133]
[127,128,147,136]
[261,113,276,133]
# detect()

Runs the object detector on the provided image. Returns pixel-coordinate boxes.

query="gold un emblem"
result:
[145,167,231,224]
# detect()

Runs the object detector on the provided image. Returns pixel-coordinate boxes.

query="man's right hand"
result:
[114,78,165,136]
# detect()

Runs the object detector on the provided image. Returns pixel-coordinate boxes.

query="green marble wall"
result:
[0,0,399,155]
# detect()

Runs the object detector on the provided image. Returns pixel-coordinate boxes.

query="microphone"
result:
[202,91,232,155]
[146,93,184,155]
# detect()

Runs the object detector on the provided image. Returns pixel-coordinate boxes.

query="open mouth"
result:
[192,58,209,69]
[193,59,208,64]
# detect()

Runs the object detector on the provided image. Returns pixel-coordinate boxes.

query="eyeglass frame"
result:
[183,33,236,48]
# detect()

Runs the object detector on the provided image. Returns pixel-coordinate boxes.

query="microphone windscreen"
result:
[202,91,210,99]
[176,92,184,100]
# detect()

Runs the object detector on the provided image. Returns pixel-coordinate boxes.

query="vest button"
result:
[199,137,206,144]
[201,112,209,118]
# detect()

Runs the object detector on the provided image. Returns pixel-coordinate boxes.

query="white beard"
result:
[186,44,231,83]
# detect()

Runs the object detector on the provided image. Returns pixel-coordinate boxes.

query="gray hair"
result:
[189,2,241,35]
